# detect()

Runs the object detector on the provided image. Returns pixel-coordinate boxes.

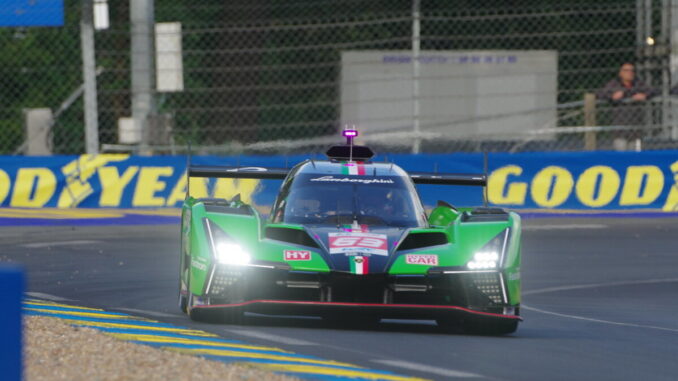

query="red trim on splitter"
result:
[193,299,522,320]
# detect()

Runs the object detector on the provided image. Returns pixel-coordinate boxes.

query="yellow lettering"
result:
[189,177,209,199]
[165,174,209,206]
[0,170,9,205]
[132,167,174,207]
[214,178,259,204]
[488,165,527,205]
[98,166,139,207]
[575,166,620,207]
[530,166,573,208]
[10,168,57,207]
[662,160,678,211]
[620,166,664,206]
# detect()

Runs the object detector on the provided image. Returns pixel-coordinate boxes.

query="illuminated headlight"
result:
[215,242,251,265]
[466,228,509,270]
[467,251,499,269]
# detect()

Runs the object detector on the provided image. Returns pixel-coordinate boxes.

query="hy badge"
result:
[284,250,311,261]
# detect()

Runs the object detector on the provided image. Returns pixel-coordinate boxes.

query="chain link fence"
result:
[2,0,678,155]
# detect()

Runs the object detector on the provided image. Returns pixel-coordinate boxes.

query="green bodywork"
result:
[180,198,521,306]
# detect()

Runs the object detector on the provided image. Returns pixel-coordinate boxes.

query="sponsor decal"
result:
[284,250,311,261]
[343,252,369,257]
[191,259,208,271]
[350,256,369,275]
[405,254,439,265]
[310,176,394,184]
[328,232,388,255]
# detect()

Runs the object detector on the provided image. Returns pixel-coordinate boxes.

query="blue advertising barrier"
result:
[0,265,24,381]
[0,0,64,27]
[0,150,676,211]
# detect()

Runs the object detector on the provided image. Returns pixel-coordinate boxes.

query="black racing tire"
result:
[186,292,201,321]
[187,293,217,322]
[435,317,463,333]
[461,319,519,335]
[322,313,381,328]
[178,268,188,314]
[188,291,245,324]
[179,291,188,314]
[220,308,245,325]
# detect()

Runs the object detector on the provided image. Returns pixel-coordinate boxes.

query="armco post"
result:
[0,265,24,381]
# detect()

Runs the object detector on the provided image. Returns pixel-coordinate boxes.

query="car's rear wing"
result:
[188,165,289,180]
[409,172,486,186]
[188,165,486,185]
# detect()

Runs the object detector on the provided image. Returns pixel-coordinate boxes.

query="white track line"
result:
[115,308,177,318]
[25,292,75,302]
[523,224,607,231]
[22,240,101,248]
[524,277,678,333]
[226,329,317,346]
[371,359,482,378]
[524,278,678,296]
[522,304,678,333]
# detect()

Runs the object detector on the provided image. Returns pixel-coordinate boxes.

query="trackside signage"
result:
[0,151,676,211]
[484,152,678,211]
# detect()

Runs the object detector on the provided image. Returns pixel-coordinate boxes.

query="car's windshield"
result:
[272,173,426,228]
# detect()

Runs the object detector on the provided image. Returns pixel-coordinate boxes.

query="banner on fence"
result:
[0,151,676,211]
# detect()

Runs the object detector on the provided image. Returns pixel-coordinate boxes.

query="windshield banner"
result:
[0,151,676,211]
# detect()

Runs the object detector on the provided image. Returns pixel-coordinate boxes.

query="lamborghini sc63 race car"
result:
[179,136,521,334]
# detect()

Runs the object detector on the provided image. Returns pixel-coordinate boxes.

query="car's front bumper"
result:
[201,262,519,320]
[192,299,522,322]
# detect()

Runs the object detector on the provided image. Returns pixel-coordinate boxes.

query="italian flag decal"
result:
[350,256,369,275]
[342,161,366,175]
[342,224,369,233]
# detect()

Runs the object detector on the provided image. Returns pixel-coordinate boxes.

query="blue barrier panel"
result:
[0,265,24,381]
[0,0,64,27]
[0,151,676,211]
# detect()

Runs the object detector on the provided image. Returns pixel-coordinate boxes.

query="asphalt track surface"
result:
[3,216,678,380]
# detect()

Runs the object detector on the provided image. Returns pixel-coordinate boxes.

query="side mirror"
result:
[428,201,459,226]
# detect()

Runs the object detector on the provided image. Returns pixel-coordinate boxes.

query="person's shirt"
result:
[596,77,658,103]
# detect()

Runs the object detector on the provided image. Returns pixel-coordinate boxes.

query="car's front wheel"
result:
[322,313,380,328]
[437,317,518,335]
[462,319,518,335]
[178,275,188,314]
[186,292,205,321]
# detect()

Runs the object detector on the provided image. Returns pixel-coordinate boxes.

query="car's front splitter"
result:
[191,299,522,322]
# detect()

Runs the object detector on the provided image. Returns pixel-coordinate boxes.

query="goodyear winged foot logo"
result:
[58,154,129,207]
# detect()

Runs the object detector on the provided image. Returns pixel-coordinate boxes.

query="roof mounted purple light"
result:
[342,129,358,138]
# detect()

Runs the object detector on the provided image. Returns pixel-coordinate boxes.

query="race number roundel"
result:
[328,233,388,255]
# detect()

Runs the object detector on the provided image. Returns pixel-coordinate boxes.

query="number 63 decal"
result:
[328,233,388,255]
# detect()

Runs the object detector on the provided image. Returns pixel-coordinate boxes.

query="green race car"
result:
[179,136,521,334]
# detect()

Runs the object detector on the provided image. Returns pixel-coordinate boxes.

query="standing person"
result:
[596,62,657,150]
